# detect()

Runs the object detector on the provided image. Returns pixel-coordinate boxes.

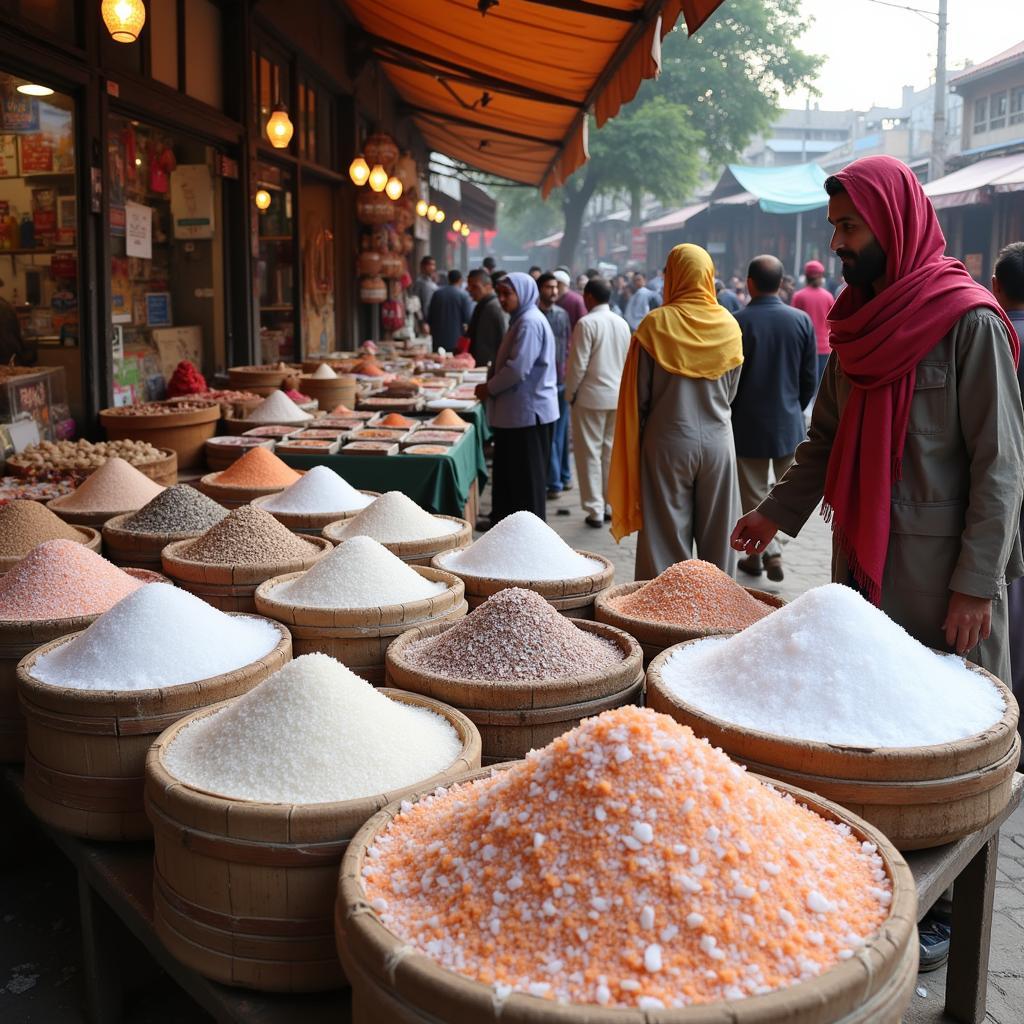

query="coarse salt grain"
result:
[273,536,447,608]
[180,505,317,565]
[245,390,312,424]
[48,457,164,513]
[0,500,85,556]
[362,706,892,1009]
[437,511,601,580]
[660,583,1005,747]
[260,465,372,514]
[611,560,773,630]
[329,491,460,543]
[31,583,279,690]
[0,540,145,620]
[402,587,621,682]
[120,485,228,535]
[212,447,301,488]
[164,653,462,803]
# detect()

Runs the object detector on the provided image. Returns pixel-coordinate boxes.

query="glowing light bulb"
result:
[384,176,403,200]
[102,0,146,43]
[435,209,445,223]
[368,164,388,193]
[452,220,462,232]
[416,199,429,217]
[349,156,370,187]
[461,224,470,237]
[16,83,53,97]
[427,204,438,220]
[266,105,294,148]
[255,189,272,211]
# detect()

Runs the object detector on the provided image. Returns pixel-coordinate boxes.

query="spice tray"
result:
[340,441,399,456]
[275,439,341,455]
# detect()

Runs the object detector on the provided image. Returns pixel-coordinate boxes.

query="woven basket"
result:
[250,491,380,536]
[324,516,472,566]
[0,526,101,574]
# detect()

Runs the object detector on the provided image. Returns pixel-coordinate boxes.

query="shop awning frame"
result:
[923,154,1024,209]
[344,1,727,196]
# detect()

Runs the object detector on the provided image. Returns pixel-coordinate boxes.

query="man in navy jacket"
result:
[731,254,818,581]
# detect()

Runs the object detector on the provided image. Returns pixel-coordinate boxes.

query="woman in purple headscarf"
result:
[474,272,559,526]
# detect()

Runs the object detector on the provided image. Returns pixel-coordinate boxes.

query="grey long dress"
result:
[635,348,742,580]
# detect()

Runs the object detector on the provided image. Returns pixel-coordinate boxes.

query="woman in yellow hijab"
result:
[608,243,744,579]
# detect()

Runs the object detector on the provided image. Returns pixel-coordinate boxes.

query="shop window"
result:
[107,115,227,403]
[298,76,336,169]
[254,43,291,150]
[0,73,80,429]
[990,91,1008,131]
[1011,87,1024,126]
[255,161,295,362]
[973,96,988,134]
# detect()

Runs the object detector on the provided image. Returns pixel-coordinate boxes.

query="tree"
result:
[493,0,823,268]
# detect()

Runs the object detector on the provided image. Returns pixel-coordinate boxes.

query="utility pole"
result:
[930,0,948,181]
[794,97,809,274]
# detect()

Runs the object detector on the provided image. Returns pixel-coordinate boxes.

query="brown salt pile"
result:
[180,504,317,565]
[0,500,86,557]
[611,559,773,630]
[0,540,145,620]
[49,457,164,513]
[403,587,621,681]
[429,408,469,428]
[212,446,300,489]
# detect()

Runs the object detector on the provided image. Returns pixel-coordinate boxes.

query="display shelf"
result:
[0,247,59,256]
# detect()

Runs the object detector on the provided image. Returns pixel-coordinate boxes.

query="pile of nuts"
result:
[9,438,165,473]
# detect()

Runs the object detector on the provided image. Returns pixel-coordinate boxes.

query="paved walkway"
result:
[544,488,1024,1024]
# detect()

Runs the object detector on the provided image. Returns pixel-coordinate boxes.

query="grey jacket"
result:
[761,307,1024,603]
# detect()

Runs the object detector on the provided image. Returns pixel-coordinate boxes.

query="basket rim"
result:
[432,548,614,589]
[162,534,332,572]
[101,511,215,542]
[323,513,471,548]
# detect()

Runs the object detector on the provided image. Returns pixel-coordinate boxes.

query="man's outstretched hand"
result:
[730,510,780,556]
[943,591,992,656]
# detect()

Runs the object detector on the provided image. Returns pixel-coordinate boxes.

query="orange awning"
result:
[344,0,725,196]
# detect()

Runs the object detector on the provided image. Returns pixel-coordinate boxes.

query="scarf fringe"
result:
[820,501,883,606]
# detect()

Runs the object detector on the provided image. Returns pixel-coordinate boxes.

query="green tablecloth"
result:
[279,419,488,517]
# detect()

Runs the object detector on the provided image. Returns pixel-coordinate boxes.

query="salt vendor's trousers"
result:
[490,420,554,524]
[737,455,795,558]
[571,406,616,521]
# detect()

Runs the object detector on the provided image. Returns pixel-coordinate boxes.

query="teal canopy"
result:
[717,162,829,215]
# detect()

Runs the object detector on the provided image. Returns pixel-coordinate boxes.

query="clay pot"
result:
[360,276,387,304]
[356,193,392,226]
[363,133,398,170]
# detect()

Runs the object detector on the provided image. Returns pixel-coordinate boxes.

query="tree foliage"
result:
[491,0,823,267]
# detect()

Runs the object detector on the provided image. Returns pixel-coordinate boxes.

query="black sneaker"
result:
[918,915,952,972]
[585,516,603,528]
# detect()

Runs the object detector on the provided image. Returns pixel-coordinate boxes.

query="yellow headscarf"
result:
[608,244,743,542]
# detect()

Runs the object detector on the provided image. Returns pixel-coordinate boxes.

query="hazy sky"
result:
[780,0,1015,111]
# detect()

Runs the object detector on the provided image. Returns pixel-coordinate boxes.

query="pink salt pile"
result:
[48,457,164,513]
[610,559,773,630]
[0,540,146,620]
[363,705,893,1010]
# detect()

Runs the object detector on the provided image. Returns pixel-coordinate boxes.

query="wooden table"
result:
[6,769,1022,1023]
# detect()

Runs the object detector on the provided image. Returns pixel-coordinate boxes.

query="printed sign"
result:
[170,164,214,240]
[125,201,152,259]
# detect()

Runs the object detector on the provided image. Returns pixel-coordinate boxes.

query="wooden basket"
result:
[4,447,177,486]
[16,618,292,839]
[0,526,101,574]
[432,549,614,619]
[102,512,218,570]
[196,470,305,509]
[145,688,480,992]
[0,568,165,762]
[250,491,380,536]
[227,364,302,397]
[324,515,472,567]
[255,566,468,685]
[386,618,643,762]
[335,767,918,1024]
[646,641,1021,850]
[595,581,786,666]
[162,535,332,613]
[299,374,358,412]
[100,404,221,470]
[203,437,275,473]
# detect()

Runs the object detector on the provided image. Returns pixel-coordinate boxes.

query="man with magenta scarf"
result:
[732,155,1024,690]
[475,273,559,525]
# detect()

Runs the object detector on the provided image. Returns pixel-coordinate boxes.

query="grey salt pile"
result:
[164,653,462,803]
[120,484,229,535]
[403,587,621,682]
[661,583,1005,747]
[31,583,280,691]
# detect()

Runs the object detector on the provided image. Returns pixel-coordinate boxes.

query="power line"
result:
[859,0,939,24]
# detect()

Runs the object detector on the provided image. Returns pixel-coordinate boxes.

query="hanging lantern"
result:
[368,164,388,193]
[461,224,470,238]
[349,156,370,187]
[416,199,428,217]
[254,189,272,211]
[102,0,146,43]
[426,204,437,220]
[452,220,462,232]
[384,176,403,201]
[266,104,294,148]
[434,209,446,224]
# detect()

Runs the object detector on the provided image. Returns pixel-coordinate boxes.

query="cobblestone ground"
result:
[543,489,1024,1024]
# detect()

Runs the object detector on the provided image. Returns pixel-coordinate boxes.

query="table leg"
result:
[945,832,999,1024]
[77,870,124,1024]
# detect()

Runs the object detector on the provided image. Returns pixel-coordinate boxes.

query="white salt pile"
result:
[247,390,312,424]
[32,583,280,691]
[661,583,1005,748]
[311,363,338,379]
[329,491,460,543]
[273,536,447,608]
[163,653,462,802]
[438,510,601,580]
[260,465,373,514]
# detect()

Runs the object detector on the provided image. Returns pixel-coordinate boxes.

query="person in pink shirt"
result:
[792,259,836,381]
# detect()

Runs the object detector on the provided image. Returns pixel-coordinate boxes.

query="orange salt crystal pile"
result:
[330,403,354,415]
[0,539,145,620]
[430,408,468,428]
[363,705,892,1010]
[212,446,300,488]
[378,413,415,428]
[611,559,773,630]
